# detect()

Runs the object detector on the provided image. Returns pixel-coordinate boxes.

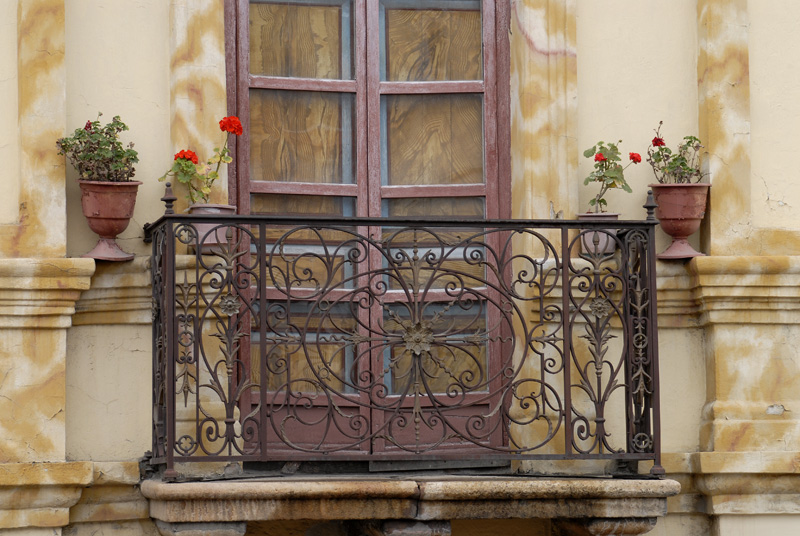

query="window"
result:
[229,0,509,219]
[226,0,510,457]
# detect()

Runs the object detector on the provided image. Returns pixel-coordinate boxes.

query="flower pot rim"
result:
[648,182,710,188]
[187,203,236,210]
[576,211,620,218]
[78,179,143,186]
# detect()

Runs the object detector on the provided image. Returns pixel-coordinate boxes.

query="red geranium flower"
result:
[174,149,199,164]
[629,152,642,163]
[219,116,243,136]
[594,152,606,162]
[84,120,92,131]
[652,137,665,147]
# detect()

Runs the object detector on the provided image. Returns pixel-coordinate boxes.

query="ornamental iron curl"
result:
[147,215,661,475]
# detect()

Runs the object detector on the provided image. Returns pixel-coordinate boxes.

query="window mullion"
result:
[365,0,382,218]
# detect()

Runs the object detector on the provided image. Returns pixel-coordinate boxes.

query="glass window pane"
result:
[383,94,483,186]
[381,0,482,81]
[250,0,353,79]
[250,89,355,184]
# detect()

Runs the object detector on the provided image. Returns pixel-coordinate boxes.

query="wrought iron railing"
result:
[145,191,662,479]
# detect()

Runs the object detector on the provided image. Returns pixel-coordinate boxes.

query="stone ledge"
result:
[661,451,800,515]
[0,462,93,530]
[655,256,800,326]
[0,258,95,328]
[73,256,152,325]
[0,461,152,531]
[141,476,680,524]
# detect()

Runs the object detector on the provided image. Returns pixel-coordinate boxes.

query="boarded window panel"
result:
[379,224,487,291]
[383,5,482,81]
[250,1,350,79]
[384,94,483,186]
[383,196,484,218]
[251,193,354,216]
[250,90,355,184]
[250,194,355,242]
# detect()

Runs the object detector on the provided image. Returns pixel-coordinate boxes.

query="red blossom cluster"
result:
[83,120,92,131]
[652,136,665,147]
[629,152,642,163]
[174,149,199,164]
[219,116,243,136]
[594,153,606,162]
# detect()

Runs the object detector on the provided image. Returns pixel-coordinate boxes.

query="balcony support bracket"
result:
[553,517,657,536]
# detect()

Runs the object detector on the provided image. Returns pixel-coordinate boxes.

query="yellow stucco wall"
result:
[3,0,800,534]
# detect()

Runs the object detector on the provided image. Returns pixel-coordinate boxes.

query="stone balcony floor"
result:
[140,474,680,536]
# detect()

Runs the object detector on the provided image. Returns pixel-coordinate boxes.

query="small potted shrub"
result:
[57,113,141,261]
[159,116,242,251]
[646,122,710,259]
[579,140,640,253]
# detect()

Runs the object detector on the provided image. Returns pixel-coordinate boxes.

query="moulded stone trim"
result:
[73,256,153,325]
[0,461,92,530]
[141,476,679,525]
[0,258,95,328]
[654,256,800,326]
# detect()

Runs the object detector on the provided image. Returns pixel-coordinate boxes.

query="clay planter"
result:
[649,183,710,259]
[576,212,619,255]
[79,180,142,261]
[187,203,237,253]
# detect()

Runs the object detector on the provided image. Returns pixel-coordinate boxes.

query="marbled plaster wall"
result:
[0,0,67,258]
[169,0,229,212]
[699,0,800,255]
[0,1,20,226]
[576,0,698,224]
[509,0,577,221]
[0,258,94,463]
[64,0,171,259]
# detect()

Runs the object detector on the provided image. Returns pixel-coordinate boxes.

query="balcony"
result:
[145,198,663,482]
[140,195,683,535]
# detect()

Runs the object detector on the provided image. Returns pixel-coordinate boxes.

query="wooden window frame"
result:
[224,0,510,218]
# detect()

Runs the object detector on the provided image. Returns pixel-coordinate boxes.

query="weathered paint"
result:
[0,0,66,259]
[169,0,229,212]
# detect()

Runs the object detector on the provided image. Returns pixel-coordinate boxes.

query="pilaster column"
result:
[0,0,68,258]
[509,0,578,220]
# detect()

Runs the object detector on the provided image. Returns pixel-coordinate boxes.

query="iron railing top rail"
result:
[145,213,658,238]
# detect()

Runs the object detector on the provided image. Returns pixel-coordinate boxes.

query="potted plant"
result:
[57,113,141,261]
[159,116,242,251]
[579,141,640,253]
[646,121,710,259]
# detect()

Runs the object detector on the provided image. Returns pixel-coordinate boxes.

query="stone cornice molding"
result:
[663,451,800,515]
[656,256,800,326]
[0,258,95,328]
[0,461,93,530]
[73,256,152,325]
[0,461,149,531]
[73,254,230,325]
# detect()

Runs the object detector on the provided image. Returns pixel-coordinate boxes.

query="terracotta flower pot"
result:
[576,212,619,255]
[187,203,237,254]
[79,180,142,261]
[649,183,710,259]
